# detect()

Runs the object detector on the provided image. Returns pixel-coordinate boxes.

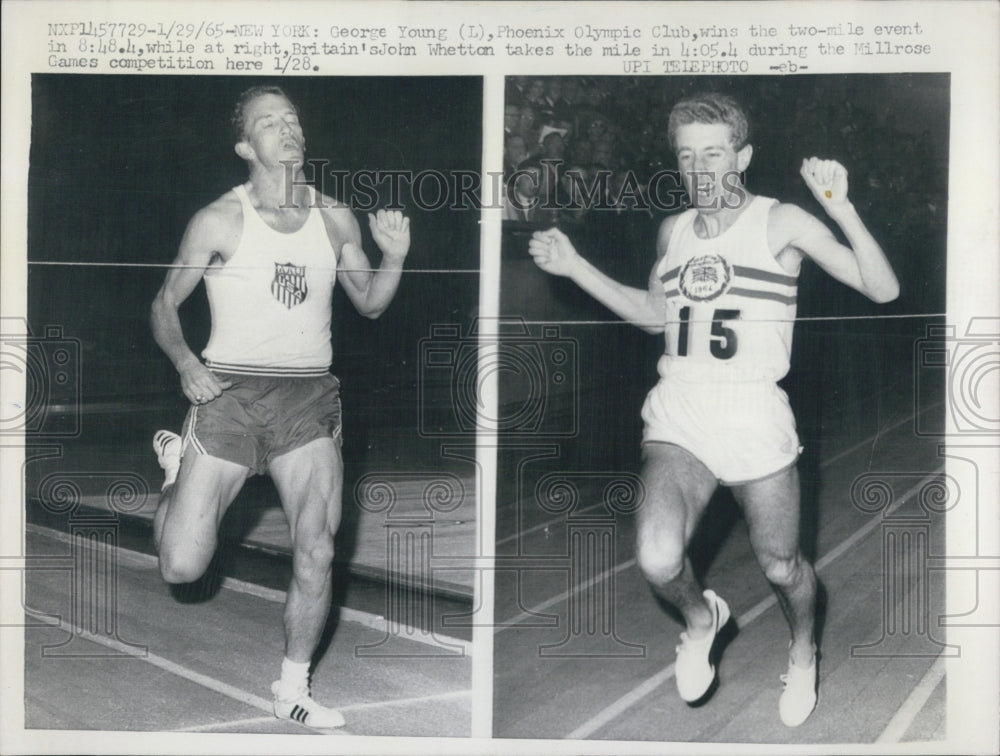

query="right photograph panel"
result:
[493,74,949,744]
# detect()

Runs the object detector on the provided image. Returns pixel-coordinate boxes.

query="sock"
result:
[275,658,310,700]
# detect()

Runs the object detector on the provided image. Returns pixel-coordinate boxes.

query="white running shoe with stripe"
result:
[152,429,181,490]
[674,589,731,703]
[271,682,345,730]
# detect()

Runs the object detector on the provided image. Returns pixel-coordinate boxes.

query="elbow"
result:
[870,281,900,304]
[149,294,165,329]
[149,290,180,336]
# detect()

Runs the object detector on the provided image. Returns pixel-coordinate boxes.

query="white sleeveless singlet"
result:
[201,185,338,376]
[654,196,797,383]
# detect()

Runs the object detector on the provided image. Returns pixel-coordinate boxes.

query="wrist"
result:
[825,200,856,221]
[174,353,201,373]
[380,254,406,270]
[565,252,588,280]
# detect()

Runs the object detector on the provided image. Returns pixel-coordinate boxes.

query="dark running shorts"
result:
[180,372,342,475]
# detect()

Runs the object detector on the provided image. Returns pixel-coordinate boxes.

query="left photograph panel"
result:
[22,75,482,737]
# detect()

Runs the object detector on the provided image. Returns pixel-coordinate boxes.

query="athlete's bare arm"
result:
[150,196,240,404]
[321,202,410,319]
[529,223,671,334]
[769,157,899,303]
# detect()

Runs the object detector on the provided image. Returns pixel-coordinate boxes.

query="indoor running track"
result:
[493,346,951,745]
[22,528,471,738]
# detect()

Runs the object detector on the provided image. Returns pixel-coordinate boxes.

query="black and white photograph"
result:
[494,73,955,743]
[20,74,481,737]
[2,2,998,755]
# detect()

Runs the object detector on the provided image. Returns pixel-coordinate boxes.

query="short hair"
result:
[231,85,297,143]
[667,92,750,152]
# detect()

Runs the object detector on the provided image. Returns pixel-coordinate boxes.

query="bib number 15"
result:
[677,307,740,359]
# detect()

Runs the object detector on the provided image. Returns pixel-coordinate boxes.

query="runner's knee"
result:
[637,544,685,586]
[760,553,805,587]
[293,533,335,579]
[158,549,210,584]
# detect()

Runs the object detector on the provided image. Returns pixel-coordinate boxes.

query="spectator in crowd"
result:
[501,76,946,279]
[503,158,551,225]
[517,105,541,154]
[504,134,530,177]
[505,103,521,138]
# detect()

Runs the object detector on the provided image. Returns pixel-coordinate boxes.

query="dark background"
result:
[28,74,483,470]
[499,73,949,509]
[493,73,950,735]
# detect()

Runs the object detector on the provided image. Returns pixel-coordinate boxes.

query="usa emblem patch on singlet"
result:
[272,262,308,308]
[678,253,732,302]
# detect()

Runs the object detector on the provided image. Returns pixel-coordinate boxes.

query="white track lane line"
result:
[176,689,472,733]
[819,400,941,470]
[876,654,946,743]
[24,533,472,733]
[496,402,931,563]
[564,469,944,740]
[496,500,607,547]
[177,716,281,732]
[23,607,275,714]
[496,420,936,633]
[495,559,637,632]
[25,523,471,655]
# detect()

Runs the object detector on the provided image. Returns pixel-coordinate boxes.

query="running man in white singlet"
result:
[528,92,898,727]
[149,85,410,730]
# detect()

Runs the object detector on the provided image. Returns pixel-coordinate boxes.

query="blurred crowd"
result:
[502,76,675,225]
[501,76,947,246]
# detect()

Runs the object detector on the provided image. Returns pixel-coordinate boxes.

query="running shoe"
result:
[272,682,345,730]
[152,429,181,489]
[675,589,731,702]
[779,656,817,727]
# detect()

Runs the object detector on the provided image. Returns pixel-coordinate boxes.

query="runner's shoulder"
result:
[314,191,360,244]
[193,190,243,233]
[655,211,684,256]
[182,191,244,253]
[767,201,829,248]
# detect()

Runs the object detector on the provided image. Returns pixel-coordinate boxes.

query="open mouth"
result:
[694,182,715,199]
[688,176,719,208]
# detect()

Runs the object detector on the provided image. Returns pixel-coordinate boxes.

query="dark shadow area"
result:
[682,616,741,709]
[498,72,949,552]
[169,550,228,604]
[25,75,483,609]
[688,492,742,580]
[495,74,949,739]
[27,73,482,470]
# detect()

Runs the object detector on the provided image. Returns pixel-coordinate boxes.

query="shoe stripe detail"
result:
[290,704,306,723]
[154,430,180,458]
